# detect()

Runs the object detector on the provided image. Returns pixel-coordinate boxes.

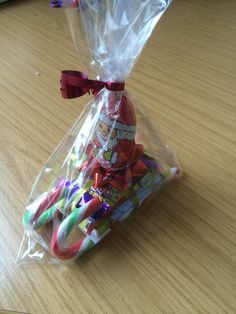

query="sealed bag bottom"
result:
[17,89,180,264]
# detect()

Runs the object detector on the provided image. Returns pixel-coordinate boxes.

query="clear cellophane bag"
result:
[18,0,180,264]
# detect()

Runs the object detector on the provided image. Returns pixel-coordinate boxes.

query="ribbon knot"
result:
[60,70,125,99]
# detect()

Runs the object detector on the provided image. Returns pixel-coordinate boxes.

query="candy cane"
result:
[51,197,102,259]
[28,197,66,230]
[51,167,179,260]
[23,184,65,231]
[23,178,94,231]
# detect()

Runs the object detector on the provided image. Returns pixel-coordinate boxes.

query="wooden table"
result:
[0,0,236,313]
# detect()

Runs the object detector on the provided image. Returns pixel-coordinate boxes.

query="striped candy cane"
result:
[23,184,65,231]
[51,197,102,260]
[23,179,94,231]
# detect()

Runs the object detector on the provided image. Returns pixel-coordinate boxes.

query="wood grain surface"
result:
[0,0,236,313]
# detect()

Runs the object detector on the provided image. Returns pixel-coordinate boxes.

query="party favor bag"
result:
[18,0,180,263]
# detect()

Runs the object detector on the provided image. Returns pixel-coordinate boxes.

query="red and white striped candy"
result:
[51,197,102,259]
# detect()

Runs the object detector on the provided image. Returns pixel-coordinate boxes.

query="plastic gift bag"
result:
[18,0,180,263]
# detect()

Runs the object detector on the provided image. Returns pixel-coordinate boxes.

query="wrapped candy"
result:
[18,0,180,263]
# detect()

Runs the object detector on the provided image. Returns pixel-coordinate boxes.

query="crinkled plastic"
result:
[17,0,180,264]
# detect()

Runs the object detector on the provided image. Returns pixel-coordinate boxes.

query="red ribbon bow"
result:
[91,162,132,192]
[60,70,125,99]
[90,159,149,192]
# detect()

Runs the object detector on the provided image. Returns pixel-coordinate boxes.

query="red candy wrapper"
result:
[18,0,180,263]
